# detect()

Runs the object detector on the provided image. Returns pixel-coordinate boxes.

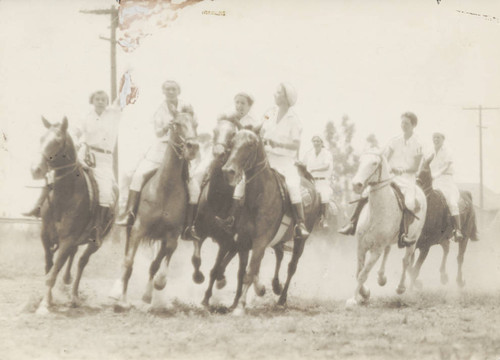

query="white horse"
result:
[346,151,427,307]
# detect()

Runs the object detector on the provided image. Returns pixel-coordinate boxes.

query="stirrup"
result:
[295,223,309,239]
[115,213,134,226]
[338,222,355,236]
[400,234,415,247]
[182,226,200,241]
[453,229,464,242]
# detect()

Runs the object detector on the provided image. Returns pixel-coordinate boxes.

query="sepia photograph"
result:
[0,0,499,359]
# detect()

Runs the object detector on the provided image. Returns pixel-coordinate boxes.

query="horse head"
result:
[212,113,241,162]
[169,105,199,161]
[352,150,391,194]
[32,116,73,179]
[222,129,260,186]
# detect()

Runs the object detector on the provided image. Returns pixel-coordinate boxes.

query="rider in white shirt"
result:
[302,135,332,228]
[428,131,463,240]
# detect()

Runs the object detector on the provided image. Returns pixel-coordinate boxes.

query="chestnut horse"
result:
[110,107,199,310]
[31,117,115,314]
[222,130,321,313]
[411,158,478,289]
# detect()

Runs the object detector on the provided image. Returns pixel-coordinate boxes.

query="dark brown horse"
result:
[411,158,478,289]
[110,107,199,310]
[31,117,115,315]
[191,117,242,307]
[222,130,321,314]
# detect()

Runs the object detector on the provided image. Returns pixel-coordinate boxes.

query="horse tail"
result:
[463,190,479,241]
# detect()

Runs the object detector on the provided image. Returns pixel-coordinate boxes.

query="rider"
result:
[24,90,120,245]
[428,131,463,241]
[215,82,309,240]
[115,80,201,240]
[233,92,259,129]
[301,135,332,228]
[339,112,423,246]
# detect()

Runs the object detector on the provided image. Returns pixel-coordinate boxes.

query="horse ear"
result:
[61,116,68,133]
[41,116,51,129]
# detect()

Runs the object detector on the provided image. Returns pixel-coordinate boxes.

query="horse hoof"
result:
[396,285,406,295]
[193,271,205,284]
[254,285,266,297]
[108,280,123,300]
[232,307,245,317]
[70,296,82,308]
[154,276,167,291]
[359,286,370,300]
[63,276,73,285]
[440,273,449,285]
[216,277,227,290]
[272,279,283,295]
[36,305,50,316]
[201,299,209,308]
[457,279,466,288]
[345,297,357,310]
[378,275,387,287]
[142,293,152,304]
[277,295,287,306]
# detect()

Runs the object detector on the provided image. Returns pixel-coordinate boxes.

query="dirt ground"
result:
[1,223,499,360]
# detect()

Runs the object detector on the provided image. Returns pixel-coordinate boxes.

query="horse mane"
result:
[217,113,242,130]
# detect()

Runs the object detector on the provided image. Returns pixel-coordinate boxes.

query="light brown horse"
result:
[110,107,199,310]
[31,117,115,315]
[222,130,321,314]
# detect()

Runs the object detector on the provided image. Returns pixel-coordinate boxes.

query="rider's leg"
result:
[400,185,417,246]
[318,180,331,229]
[287,176,309,239]
[338,197,368,235]
[215,174,246,235]
[448,194,463,241]
[182,177,201,241]
[94,205,109,247]
[22,185,50,217]
[116,159,156,226]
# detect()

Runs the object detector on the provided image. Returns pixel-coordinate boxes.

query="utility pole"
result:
[80,6,119,102]
[80,6,120,181]
[463,105,499,209]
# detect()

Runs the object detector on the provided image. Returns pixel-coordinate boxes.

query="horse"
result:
[191,117,242,308]
[110,107,199,310]
[222,130,321,314]
[31,116,115,315]
[410,157,478,289]
[345,151,427,308]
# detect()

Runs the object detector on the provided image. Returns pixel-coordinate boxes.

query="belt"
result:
[89,145,112,155]
[314,177,326,180]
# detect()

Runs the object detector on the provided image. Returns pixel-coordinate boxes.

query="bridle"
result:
[240,138,269,184]
[40,133,78,184]
[212,119,240,158]
[360,152,393,193]
[167,119,197,160]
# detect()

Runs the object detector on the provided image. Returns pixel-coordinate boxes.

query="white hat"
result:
[281,82,297,106]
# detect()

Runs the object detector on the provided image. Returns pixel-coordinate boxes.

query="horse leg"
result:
[396,244,416,295]
[71,242,99,307]
[377,245,391,287]
[41,229,54,274]
[153,236,178,292]
[113,229,140,310]
[456,238,468,288]
[411,246,429,290]
[233,243,266,315]
[191,238,205,284]
[142,240,167,304]
[277,237,305,306]
[201,244,228,307]
[353,247,383,304]
[272,245,284,296]
[230,248,249,311]
[216,247,237,289]
[63,247,78,285]
[440,240,450,285]
[37,240,73,315]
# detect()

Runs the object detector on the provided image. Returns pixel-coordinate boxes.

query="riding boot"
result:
[215,198,243,235]
[400,210,415,247]
[338,197,368,235]
[292,203,310,239]
[94,205,108,247]
[115,190,140,226]
[182,204,200,241]
[319,203,329,229]
[22,186,50,218]
[452,215,464,241]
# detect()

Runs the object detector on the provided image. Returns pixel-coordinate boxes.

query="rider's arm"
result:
[153,107,169,138]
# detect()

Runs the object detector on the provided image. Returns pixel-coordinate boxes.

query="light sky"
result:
[1,0,499,215]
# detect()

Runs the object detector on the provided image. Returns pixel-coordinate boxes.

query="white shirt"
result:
[77,107,120,152]
[260,107,302,158]
[385,134,422,172]
[153,99,189,142]
[302,148,332,179]
[430,146,454,179]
